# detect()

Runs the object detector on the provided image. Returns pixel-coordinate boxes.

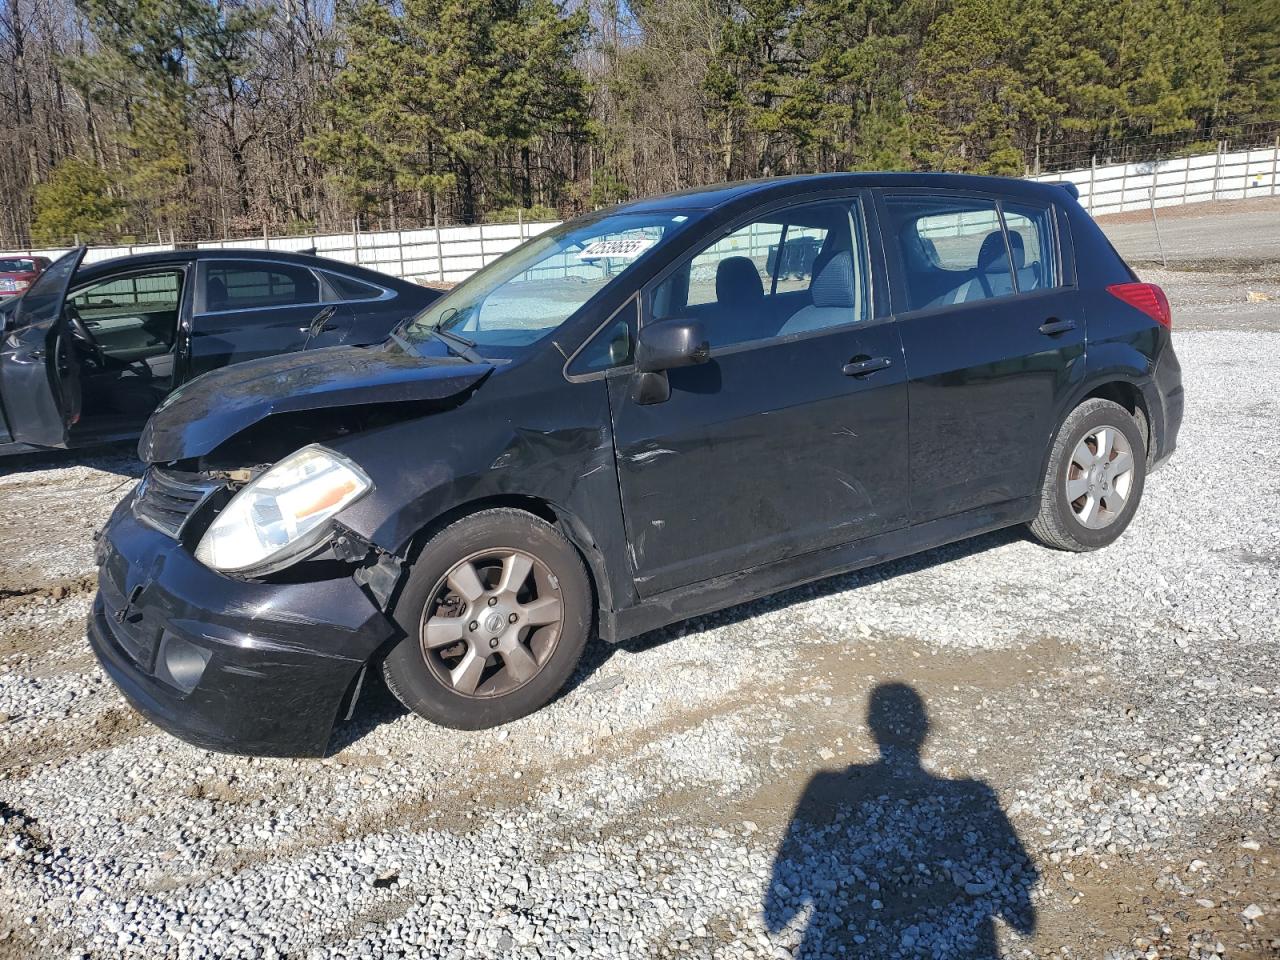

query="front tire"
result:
[381,508,592,729]
[1028,398,1147,552]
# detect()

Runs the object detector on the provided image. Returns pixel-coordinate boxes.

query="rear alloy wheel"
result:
[382,509,591,729]
[1029,398,1147,552]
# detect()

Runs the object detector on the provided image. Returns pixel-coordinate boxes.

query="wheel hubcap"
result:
[1065,425,1136,529]
[419,549,563,698]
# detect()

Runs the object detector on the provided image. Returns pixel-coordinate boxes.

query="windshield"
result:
[401,211,699,356]
[0,259,36,272]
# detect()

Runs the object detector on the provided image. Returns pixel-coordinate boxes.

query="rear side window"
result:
[1001,202,1058,292]
[884,195,1060,311]
[203,262,320,312]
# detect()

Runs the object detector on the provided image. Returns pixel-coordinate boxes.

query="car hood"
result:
[139,341,494,463]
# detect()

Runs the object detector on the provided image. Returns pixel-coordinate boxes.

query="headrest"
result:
[207,276,228,310]
[716,257,764,305]
[977,231,1008,270]
[810,251,856,309]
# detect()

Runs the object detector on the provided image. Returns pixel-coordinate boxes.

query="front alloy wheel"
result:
[382,509,592,729]
[420,549,564,698]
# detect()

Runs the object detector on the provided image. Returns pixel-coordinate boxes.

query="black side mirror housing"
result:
[635,319,710,373]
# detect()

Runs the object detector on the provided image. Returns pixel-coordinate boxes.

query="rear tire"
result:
[381,508,592,729]
[1028,398,1147,552]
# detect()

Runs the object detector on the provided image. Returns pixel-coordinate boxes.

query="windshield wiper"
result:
[431,326,485,363]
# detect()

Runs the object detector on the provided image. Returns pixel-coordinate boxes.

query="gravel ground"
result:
[0,210,1277,959]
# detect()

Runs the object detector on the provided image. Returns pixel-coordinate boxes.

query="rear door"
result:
[0,247,85,448]
[185,259,353,379]
[877,191,1083,522]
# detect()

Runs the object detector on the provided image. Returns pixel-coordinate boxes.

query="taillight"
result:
[1107,282,1171,329]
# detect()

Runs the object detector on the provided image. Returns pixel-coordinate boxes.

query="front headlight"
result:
[194,445,372,574]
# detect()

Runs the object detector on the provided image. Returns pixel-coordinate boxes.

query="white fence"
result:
[8,219,563,285]
[1029,140,1280,216]
[7,139,1279,283]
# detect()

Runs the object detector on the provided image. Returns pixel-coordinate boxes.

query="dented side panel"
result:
[325,350,639,620]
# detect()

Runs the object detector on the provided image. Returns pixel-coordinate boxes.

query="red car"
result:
[0,255,51,298]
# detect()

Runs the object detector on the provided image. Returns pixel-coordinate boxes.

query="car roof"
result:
[73,247,417,290]
[614,172,1073,214]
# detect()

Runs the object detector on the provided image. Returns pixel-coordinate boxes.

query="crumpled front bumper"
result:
[89,495,397,757]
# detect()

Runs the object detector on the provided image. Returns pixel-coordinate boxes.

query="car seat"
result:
[776,251,861,335]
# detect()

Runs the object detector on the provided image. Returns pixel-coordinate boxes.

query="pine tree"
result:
[31,158,124,243]
[67,0,204,236]
[310,0,589,224]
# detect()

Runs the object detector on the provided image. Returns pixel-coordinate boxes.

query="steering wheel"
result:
[65,304,107,367]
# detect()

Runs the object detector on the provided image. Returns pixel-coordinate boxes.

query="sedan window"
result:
[203,262,320,312]
[68,268,183,361]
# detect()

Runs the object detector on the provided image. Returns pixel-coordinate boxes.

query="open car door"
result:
[0,247,85,448]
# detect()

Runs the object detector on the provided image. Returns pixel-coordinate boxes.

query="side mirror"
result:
[635,319,710,373]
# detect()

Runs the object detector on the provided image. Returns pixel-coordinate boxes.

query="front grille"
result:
[133,467,221,539]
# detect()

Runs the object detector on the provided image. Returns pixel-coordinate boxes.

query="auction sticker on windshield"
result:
[577,237,654,260]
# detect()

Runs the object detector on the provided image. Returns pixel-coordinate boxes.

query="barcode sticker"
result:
[577,237,654,260]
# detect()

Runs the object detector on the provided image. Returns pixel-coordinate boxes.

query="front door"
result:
[184,259,352,379]
[610,197,909,597]
[877,191,1085,522]
[0,247,85,448]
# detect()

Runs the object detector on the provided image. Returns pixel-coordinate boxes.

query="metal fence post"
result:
[1088,157,1096,214]
[1181,154,1191,205]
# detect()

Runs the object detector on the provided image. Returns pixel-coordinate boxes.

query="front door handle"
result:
[1038,318,1076,336]
[842,355,893,377]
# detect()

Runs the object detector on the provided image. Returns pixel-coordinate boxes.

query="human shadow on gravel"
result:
[764,683,1037,959]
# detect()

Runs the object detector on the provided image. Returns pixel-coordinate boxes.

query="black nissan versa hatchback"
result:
[89,173,1182,756]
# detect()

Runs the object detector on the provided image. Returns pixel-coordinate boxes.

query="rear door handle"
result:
[1038,318,1076,336]
[842,356,893,377]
